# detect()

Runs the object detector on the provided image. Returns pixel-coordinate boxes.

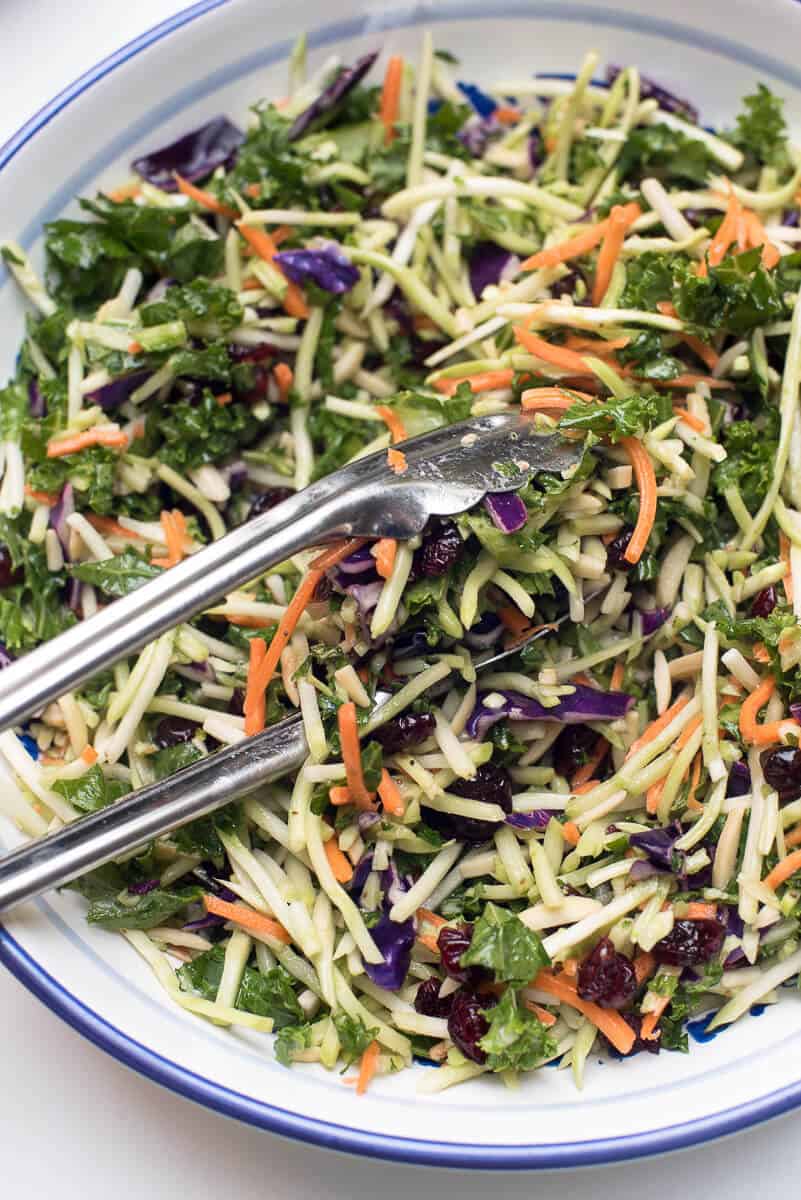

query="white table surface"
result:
[0,2,796,1195]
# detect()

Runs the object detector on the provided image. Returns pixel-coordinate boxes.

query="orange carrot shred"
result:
[521,999,557,1025]
[203,894,291,943]
[561,820,581,846]
[380,56,404,145]
[324,835,354,883]
[236,223,309,318]
[640,995,671,1041]
[619,437,656,565]
[244,638,267,736]
[518,206,644,271]
[339,701,372,809]
[533,972,636,1054]
[433,369,515,397]
[378,768,405,817]
[571,738,608,789]
[387,448,408,474]
[174,172,239,219]
[785,824,801,848]
[356,1041,380,1095]
[707,186,742,268]
[373,538,397,580]
[627,694,690,759]
[81,746,98,765]
[672,407,707,433]
[47,428,128,458]
[513,327,591,373]
[273,362,294,401]
[25,486,60,505]
[739,676,801,746]
[375,406,407,443]
[592,203,641,305]
[763,848,801,891]
[633,952,655,986]
[684,902,718,920]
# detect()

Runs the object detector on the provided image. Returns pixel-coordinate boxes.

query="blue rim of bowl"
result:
[2,0,801,1168]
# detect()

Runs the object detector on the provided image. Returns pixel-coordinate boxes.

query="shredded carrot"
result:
[244,638,267,736]
[224,614,274,629]
[627,694,690,758]
[128,340,143,354]
[244,540,363,707]
[417,907,447,931]
[203,894,291,943]
[245,183,262,199]
[780,532,794,605]
[518,203,641,271]
[521,999,558,1025]
[640,995,671,1041]
[236,223,309,318]
[375,405,407,443]
[433,369,515,397]
[753,642,771,664]
[633,951,655,986]
[484,101,519,123]
[373,538,397,580]
[338,701,372,808]
[672,407,707,433]
[564,335,630,355]
[656,302,719,371]
[686,752,703,812]
[707,186,742,268]
[416,932,440,954]
[329,786,353,807]
[273,362,294,401]
[619,437,656,565]
[81,746,98,765]
[533,972,636,1054]
[387,448,408,474]
[684,902,718,920]
[324,835,354,883]
[592,203,641,305]
[356,1040,380,1095]
[571,738,608,789]
[520,385,596,412]
[379,56,404,145]
[215,391,233,407]
[742,210,781,269]
[610,661,626,692]
[174,172,239,219]
[763,848,801,891]
[561,820,581,846]
[311,538,368,572]
[108,183,141,202]
[561,958,579,978]
[496,605,532,637]
[47,428,128,458]
[513,327,591,373]
[378,768,405,817]
[739,676,801,746]
[24,485,60,505]
[785,824,801,848]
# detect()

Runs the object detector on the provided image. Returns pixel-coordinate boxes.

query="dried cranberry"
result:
[414,977,454,1018]
[605,527,635,572]
[370,712,435,754]
[438,923,477,983]
[423,763,513,844]
[447,988,498,1063]
[761,745,801,803]
[0,546,22,590]
[652,918,723,966]
[552,725,599,781]
[154,716,199,748]
[751,585,777,619]
[414,522,464,578]
[577,937,637,1009]
[247,489,293,521]
[228,687,246,717]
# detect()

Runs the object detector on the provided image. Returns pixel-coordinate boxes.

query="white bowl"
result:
[2,0,801,1168]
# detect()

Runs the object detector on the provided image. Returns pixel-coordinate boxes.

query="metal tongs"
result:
[0,414,581,912]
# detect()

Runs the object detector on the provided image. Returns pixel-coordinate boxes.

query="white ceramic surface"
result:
[2,0,801,1168]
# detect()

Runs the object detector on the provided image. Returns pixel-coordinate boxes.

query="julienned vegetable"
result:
[2,35,801,1097]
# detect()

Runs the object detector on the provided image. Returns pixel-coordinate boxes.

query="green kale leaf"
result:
[459,903,550,987]
[70,551,164,598]
[53,764,130,813]
[478,988,558,1071]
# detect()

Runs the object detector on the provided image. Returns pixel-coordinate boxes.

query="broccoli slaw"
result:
[1,35,801,1092]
